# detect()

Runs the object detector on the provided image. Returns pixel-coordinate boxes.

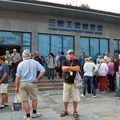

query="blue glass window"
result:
[114,40,119,50]
[38,34,50,58]
[100,39,108,55]
[90,38,99,58]
[38,34,74,58]
[63,36,74,53]
[0,32,22,45]
[51,35,62,56]
[23,33,30,45]
[80,37,109,59]
[114,40,120,56]
[23,47,30,51]
[80,37,89,56]
[0,31,31,53]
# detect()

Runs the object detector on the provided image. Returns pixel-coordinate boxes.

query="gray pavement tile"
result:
[1,90,120,120]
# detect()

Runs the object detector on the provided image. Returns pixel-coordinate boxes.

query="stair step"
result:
[8,86,63,92]
[38,86,63,91]
[8,77,64,92]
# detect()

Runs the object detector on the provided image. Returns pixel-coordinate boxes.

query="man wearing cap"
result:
[11,49,21,81]
[60,49,80,118]
[15,49,45,120]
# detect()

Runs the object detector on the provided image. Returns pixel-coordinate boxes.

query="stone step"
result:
[8,77,64,92]
[38,86,63,91]
[8,86,63,92]
[8,82,63,88]
[9,79,64,85]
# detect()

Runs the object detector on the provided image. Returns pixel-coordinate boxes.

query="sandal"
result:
[73,111,79,118]
[60,111,68,117]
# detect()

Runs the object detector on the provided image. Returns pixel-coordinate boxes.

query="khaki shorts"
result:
[0,83,9,93]
[63,82,80,102]
[19,82,38,101]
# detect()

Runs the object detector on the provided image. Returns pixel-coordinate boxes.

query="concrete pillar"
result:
[74,34,80,59]
[31,32,38,53]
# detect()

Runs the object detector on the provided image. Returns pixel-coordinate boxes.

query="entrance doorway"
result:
[0,46,21,56]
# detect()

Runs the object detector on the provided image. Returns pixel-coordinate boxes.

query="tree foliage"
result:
[79,4,90,9]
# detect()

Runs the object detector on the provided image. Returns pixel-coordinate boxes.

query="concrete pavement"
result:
[0,89,120,120]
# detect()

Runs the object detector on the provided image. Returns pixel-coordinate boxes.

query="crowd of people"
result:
[0,49,120,120]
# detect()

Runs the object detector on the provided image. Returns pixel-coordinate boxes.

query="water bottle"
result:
[76,80,81,88]
[12,106,14,110]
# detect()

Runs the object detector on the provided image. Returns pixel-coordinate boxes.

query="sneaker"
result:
[114,95,119,98]
[81,94,85,97]
[23,116,30,120]
[0,105,5,109]
[5,104,9,107]
[101,91,106,93]
[31,113,42,118]
[93,95,97,98]
[52,79,55,82]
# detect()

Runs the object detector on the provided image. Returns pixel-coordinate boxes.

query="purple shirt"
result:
[107,62,115,74]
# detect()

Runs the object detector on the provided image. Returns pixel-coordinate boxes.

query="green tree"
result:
[80,4,90,9]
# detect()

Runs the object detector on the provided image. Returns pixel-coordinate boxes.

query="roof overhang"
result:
[0,0,120,24]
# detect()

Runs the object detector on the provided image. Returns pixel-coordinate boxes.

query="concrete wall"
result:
[0,10,120,58]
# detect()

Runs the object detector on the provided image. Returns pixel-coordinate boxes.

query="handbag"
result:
[74,72,82,88]
[13,94,22,111]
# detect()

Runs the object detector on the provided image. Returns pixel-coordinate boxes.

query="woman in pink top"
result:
[107,59,115,92]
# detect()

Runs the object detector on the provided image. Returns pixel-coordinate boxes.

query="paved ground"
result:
[0,89,120,120]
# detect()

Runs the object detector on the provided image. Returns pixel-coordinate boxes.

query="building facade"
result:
[0,0,120,60]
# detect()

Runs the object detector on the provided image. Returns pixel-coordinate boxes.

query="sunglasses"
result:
[68,53,74,55]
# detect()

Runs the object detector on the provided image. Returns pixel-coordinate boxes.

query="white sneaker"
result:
[23,116,30,120]
[31,113,42,118]
[93,95,97,98]
[115,96,119,98]
[81,94,85,97]
[101,91,106,93]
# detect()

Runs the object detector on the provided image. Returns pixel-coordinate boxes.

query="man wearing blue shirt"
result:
[0,56,9,109]
[15,50,45,120]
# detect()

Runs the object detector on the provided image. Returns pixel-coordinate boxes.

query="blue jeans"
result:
[83,76,96,96]
[48,68,54,80]
[115,78,120,97]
